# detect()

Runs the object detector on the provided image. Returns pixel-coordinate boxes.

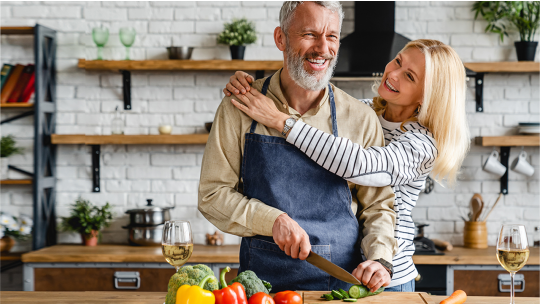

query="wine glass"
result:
[496,224,529,304]
[92,27,109,60]
[162,220,193,272]
[119,27,136,60]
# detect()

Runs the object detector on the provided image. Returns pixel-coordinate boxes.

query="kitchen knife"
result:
[306,251,363,285]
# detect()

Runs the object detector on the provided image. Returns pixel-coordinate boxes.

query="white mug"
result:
[511,150,535,177]
[483,150,507,177]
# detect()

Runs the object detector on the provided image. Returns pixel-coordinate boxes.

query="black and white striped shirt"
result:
[286,99,438,287]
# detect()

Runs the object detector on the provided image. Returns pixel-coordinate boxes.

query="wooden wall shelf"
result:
[464,62,540,73]
[1,179,32,185]
[475,136,540,147]
[0,27,34,35]
[78,59,283,72]
[51,134,209,145]
[1,103,34,108]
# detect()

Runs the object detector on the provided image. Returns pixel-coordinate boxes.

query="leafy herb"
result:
[0,135,24,158]
[217,18,257,46]
[60,197,113,235]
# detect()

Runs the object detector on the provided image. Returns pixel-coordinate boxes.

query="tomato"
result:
[273,291,302,304]
[248,292,275,304]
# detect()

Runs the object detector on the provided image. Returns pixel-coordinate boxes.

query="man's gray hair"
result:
[279,1,344,35]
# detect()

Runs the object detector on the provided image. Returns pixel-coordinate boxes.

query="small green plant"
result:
[217,18,257,46]
[472,1,540,42]
[0,135,24,158]
[60,197,113,235]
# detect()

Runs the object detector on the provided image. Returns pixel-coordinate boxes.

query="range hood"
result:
[334,1,411,77]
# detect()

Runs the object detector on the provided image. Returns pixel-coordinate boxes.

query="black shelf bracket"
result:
[1,110,34,125]
[121,70,131,110]
[255,70,265,80]
[500,146,510,195]
[92,145,100,192]
[475,73,484,112]
[8,165,34,177]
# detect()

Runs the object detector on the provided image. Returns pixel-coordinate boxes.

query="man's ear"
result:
[274,27,286,52]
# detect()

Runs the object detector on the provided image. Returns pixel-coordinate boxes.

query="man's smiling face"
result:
[280,2,341,91]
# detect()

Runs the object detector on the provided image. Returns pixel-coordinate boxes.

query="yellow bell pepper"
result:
[176,274,217,304]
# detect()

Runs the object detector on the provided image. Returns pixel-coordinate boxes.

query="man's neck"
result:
[279,67,326,116]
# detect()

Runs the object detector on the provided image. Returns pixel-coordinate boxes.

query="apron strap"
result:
[250,74,273,133]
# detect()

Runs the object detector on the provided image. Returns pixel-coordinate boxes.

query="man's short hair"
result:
[279,1,344,35]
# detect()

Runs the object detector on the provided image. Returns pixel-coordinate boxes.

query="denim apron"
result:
[238,74,362,292]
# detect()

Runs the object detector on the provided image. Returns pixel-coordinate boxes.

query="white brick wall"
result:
[1,1,538,251]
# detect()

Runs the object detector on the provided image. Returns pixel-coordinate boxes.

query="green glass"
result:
[119,27,136,60]
[92,27,109,60]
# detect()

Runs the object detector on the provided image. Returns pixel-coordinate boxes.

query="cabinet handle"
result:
[498,273,525,293]
[114,271,141,290]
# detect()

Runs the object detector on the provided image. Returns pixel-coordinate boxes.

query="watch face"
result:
[285,118,296,127]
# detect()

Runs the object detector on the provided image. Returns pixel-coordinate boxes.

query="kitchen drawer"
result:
[452,268,539,297]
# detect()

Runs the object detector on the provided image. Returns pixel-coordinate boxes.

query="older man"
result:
[198,1,397,292]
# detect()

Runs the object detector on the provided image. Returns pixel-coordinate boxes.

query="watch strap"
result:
[281,117,296,137]
[373,258,394,278]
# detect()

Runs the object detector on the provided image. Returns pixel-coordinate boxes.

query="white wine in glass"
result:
[162,221,193,272]
[496,224,529,304]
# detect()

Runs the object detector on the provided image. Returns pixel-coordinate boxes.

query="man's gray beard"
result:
[286,45,337,91]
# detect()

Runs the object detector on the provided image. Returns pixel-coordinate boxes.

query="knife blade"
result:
[306,251,363,285]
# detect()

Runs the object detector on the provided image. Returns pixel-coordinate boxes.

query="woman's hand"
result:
[230,88,290,133]
[224,71,254,96]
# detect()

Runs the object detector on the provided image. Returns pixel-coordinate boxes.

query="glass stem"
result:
[97,46,103,60]
[174,266,180,273]
[510,271,515,304]
[126,46,130,60]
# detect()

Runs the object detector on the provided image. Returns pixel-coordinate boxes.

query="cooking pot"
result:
[125,199,174,226]
[123,224,164,246]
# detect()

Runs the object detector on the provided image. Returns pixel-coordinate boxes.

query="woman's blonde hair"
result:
[372,39,470,186]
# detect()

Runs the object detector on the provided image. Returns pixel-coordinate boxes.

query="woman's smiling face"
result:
[378,47,426,109]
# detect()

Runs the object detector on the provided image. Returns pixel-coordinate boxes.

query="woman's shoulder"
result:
[393,122,437,148]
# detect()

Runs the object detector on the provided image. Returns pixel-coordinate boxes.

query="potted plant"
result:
[217,18,257,60]
[0,212,32,252]
[60,197,113,246]
[0,135,24,178]
[473,1,540,61]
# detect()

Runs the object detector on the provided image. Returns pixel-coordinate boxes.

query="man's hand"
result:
[272,214,311,260]
[352,260,391,292]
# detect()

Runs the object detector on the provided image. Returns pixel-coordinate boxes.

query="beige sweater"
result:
[198,69,398,262]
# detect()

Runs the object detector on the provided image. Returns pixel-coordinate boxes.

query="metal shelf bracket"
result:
[1,110,35,125]
[92,145,100,192]
[475,73,484,112]
[500,146,510,194]
[121,70,131,110]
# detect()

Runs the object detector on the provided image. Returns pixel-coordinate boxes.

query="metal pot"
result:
[125,199,174,226]
[123,224,164,246]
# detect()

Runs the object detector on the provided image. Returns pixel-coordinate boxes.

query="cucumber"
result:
[331,290,344,300]
[348,285,384,299]
[338,289,350,299]
[343,298,358,302]
[322,294,334,301]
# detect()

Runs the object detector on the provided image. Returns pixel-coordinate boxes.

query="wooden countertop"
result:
[1,291,539,304]
[22,244,540,265]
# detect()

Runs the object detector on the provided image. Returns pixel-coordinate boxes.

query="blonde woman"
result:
[223,39,470,292]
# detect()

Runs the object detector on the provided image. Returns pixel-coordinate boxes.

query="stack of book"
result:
[1,63,35,104]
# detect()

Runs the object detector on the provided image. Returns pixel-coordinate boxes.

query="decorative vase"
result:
[514,41,538,61]
[230,45,246,60]
[81,230,99,246]
[0,236,15,252]
[1,157,8,179]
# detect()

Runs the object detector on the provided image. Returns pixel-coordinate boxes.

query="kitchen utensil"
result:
[483,150,507,177]
[452,200,469,221]
[431,238,453,251]
[119,27,136,60]
[306,251,362,285]
[470,197,483,222]
[482,193,503,222]
[302,291,433,304]
[122,223,164,246]
[511,149,535,176]
[167,46,194,60]
[463,221,488,249]
[414,223,429,239]
[125,199,174,226]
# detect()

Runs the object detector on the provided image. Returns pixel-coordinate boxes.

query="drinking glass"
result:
[119,27,136,60]
[162,220,193,272]
[92,27,109,60]
[496,224,529,304]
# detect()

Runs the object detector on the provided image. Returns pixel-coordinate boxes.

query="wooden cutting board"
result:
[302,291,434,304]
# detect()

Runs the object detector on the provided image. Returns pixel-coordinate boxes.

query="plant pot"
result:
[81,230,99,246]
[230,45,246,60]
[0,236,15,252]
[1,157,8,179]
[514,41,538,61]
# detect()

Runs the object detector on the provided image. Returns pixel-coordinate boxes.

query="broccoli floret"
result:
[228,270,271,298]
[165,264,219,304]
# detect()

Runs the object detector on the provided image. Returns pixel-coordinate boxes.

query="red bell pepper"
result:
[248,292,275,304]
[213,266,248,304]
[273,291,302,304]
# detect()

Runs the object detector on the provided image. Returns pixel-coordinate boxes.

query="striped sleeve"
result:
[286,121,437,187]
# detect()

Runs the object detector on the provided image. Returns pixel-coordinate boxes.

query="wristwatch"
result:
[373,258,394,278]
[282,117,297,137]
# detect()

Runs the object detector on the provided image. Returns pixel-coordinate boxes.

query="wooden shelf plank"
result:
[464,61,540,73]
[51,134,209,145]
[0,103,34,108]
[475,136,540,147]
[0,27,34,35]
[1,179,32,185]
[78,59,283,71]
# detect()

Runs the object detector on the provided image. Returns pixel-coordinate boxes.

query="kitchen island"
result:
[1,291,539,304]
